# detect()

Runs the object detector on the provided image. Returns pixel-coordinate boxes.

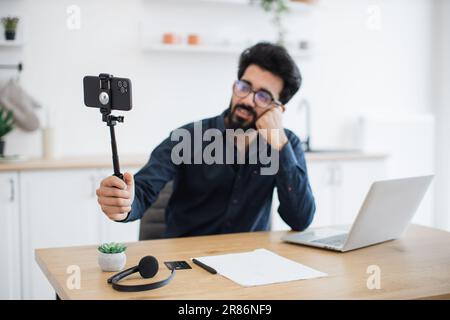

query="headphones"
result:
[107,256,175,292]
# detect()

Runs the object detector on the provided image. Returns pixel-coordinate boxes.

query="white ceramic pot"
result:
[98,251,126,272]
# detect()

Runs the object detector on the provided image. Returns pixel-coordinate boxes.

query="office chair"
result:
[138,181,173,240]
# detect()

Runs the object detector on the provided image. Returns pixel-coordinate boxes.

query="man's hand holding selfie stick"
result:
[83,73,135,221]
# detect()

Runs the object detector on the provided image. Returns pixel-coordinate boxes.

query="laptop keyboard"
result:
[311,234,348,247]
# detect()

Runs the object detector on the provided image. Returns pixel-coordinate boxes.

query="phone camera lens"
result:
[99,92,109,105]
[118,81,122,87]
[120,87,125,94]
[123,81,127,88]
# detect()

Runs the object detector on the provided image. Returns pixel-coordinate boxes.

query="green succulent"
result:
[1,17,19,32]
[0,107,14,138]
[98,242,127,254]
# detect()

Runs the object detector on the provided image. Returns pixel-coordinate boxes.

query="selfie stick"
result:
[98,73,124,180]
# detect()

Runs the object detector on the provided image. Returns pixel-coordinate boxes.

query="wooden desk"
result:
[35,225,450,300]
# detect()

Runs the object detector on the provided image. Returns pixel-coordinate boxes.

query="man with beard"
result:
[96,42,316,238]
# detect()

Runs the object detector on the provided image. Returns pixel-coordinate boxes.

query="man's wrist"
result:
[272,131,288,151]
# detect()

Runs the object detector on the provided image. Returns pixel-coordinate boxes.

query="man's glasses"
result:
[233,80,282,109]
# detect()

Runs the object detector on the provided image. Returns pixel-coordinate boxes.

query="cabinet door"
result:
[20,169,100,299]
[97,168,140,243]
[333,160,387,225]
[307,161,335,227]
[0,172,21,299]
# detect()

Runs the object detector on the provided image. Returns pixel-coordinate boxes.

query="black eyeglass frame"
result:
[233,80,283,109]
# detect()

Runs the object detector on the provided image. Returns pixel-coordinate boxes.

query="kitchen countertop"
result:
[0,152,387,172]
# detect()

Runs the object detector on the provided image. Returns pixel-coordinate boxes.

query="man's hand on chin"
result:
[256,106,288,151]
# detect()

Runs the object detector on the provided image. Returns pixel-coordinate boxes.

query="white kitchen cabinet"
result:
[271,158,387,231]
[0,172,21,299]
[20,169,101,300]
[305,161,336,227]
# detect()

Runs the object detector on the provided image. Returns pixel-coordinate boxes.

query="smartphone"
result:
[83,75,132,111]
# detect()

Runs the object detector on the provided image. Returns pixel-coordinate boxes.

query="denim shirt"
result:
[124,109,316,238]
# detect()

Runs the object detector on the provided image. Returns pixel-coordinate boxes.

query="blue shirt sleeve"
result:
[275,130,316,231]
[122,134,178,222]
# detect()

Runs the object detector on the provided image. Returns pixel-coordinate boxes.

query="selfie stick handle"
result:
[103,113,124,180]
[109,122,123,180]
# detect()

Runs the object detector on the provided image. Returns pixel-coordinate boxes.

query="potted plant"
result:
[98,242,127,272]
[1,16,19,41]
[251,0,289,45]
[0,107,14,157]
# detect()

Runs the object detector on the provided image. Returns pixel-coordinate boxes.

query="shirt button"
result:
[232,199,238,204]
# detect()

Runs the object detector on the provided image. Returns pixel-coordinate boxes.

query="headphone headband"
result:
[106,256,175,292]
[110,268,175,292]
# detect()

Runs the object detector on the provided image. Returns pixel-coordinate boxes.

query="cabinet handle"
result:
[9,178,15,202]
[328,165,335,185]
[327,164,343,186]
[334,165,343,185]
[90,175,97,198]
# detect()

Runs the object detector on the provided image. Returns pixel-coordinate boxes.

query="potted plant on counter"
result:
[0,107,14,157]
[1,16,19,41]
[98,242,127,272]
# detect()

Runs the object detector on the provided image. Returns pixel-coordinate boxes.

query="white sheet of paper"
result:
[193,248,328,287]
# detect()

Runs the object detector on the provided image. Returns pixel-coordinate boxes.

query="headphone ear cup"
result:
[138,256,159,278]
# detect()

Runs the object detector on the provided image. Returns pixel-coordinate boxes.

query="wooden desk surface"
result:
[35,225,450,300]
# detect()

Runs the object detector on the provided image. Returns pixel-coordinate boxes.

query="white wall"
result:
[309,0,434,148]
[433,0,450,231]
[0,0,434,157]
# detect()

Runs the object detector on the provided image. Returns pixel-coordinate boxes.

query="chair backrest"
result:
[138,181,173,240]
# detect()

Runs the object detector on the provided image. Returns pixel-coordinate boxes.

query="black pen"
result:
[192,258,217,274]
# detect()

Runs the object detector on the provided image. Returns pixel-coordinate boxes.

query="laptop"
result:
[282,175,434,252]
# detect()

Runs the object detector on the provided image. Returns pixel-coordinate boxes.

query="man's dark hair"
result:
[237,42,302,105]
